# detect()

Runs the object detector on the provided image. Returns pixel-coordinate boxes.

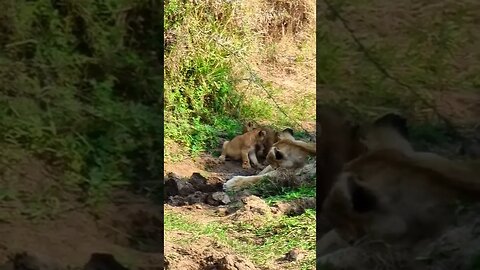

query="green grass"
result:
[0,0,162,208]
[164,209,316,270]
[317,0,479,129]
[164,1,316,268]
[164,0,315,161]
[264,186,316,205]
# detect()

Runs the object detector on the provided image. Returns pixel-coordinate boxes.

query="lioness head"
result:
[322,148,465,246]
[361,113,413,154]
[275,127,294,141]
[266,140,315,169]
[322,172,378,244]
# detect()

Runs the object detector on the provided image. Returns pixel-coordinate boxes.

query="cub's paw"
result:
[242,162,251,169]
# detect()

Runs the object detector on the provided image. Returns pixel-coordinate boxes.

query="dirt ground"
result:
[0,141,313,270]
[163,154,275,270]
[0,155,165,269]
[163,125,317,270]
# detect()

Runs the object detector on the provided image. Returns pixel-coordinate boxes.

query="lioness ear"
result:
[282,128,294,136]
[258,130,266,139]
[274,148,283,160]
[346,175,377,213]
[374,113,409,139]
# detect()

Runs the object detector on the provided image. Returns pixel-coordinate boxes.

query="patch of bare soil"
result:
[0,189,165,269]
[272,197,316,216]
[165,233,258,270]
[433,90,480,127]
[164,147,315,270]
[0,155,166,269]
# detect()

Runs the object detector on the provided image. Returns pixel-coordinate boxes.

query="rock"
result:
[189,173,208,191]
[178,182,195,196]
[167,195,187,206]
[284,248,305,261]
[83,253,129,270]
[189,173,223,193]
[186,191,208,205]
[164,173,194,197]
[206,192,231,206]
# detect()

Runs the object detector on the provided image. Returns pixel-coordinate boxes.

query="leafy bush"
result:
[0,0,162,204]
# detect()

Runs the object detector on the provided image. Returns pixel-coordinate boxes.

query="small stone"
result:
[167,195,187,206]
[186,191,208,204]
[213,192,231,204]
[216,207,229,216]
[164,173,195,197]
[284,248,305,262]
[189,172,208,190]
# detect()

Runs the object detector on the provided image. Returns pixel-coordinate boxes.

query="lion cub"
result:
[219,128,267,169]
[243,121,294,160]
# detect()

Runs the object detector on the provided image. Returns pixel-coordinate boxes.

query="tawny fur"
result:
[316,107,367,208]
[242,121,294,160]
[223,134,315,192]
[219,128,266,169]
[322,115,480,247]
[266,139,316,169]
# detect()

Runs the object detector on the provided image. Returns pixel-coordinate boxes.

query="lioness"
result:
[223,129,315,192]
[223,107,360,193]
[321,113,480,247]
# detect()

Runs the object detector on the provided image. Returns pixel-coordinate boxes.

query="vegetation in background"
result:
[164,0,316,161]
[165,209,316,270]
[317,0,480,145]
[164,0,316,269]
[0,0,162,206]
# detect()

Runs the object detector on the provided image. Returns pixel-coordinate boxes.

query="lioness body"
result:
[321,113,480,246]
[223,134,315,191]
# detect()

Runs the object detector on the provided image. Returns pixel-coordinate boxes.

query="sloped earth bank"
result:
[0,155,165,269]
[0,191,165,269]
[163,153,316,270]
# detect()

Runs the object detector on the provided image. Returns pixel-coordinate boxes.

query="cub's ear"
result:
[346,175,377,213]
[274,148,283,160]
[244,121,256,132]
[282,128,294,136]
[258,130,267,139]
